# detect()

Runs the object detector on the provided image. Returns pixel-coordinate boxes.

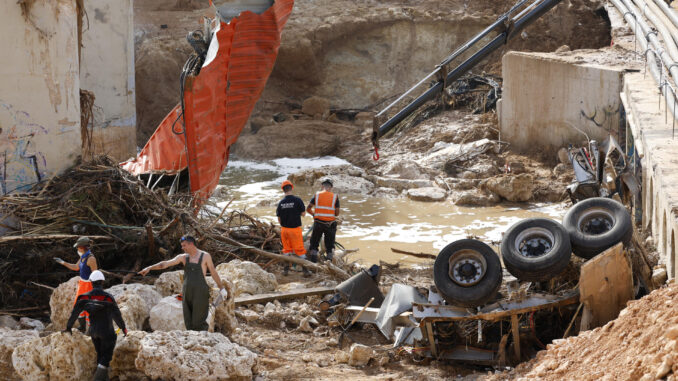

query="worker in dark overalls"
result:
[139,235,228,330]
[65,270,126,381]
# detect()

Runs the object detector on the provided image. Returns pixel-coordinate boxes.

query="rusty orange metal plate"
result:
[122,0,294,202]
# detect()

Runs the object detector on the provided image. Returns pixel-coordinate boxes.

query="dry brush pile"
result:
[0,156,351,314]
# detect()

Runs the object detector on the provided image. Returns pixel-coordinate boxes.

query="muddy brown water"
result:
[213,157,567,266]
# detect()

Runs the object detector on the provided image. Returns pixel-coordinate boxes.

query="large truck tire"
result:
[500,218,572,282]
[433,239,502,308]
[562,197,632,259]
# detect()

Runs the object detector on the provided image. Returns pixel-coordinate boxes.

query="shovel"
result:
[338,297,374,348]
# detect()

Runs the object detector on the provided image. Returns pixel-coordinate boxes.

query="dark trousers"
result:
[92,334,117,367]
[182,283,210,331]
[309,220,337,255]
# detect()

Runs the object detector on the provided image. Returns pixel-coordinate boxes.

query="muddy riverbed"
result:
[213,156,567,265]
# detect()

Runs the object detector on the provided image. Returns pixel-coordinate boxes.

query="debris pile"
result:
[0,156,350,316]
[486,283,678,380]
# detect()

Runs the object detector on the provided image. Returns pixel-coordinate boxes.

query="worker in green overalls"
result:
[139,235,229,330]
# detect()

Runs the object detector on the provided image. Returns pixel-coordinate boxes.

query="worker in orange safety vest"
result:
[306,178,340,261]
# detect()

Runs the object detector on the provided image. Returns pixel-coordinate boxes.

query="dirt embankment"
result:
[133,0,611,146]
[485,283,678,381]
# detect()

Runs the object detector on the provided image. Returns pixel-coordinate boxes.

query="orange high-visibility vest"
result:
[314,191,337,221]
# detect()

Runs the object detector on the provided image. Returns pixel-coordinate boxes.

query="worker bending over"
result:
[139,236,228,331]
[54,236,98,332]
[276,180,311,277]
[306,178,340,261]
[65,270,126,381]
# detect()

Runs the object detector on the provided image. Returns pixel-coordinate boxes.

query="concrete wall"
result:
[0,0,81,195]
[500,52,624,152]
[80,0,136,161]
[622,72,678,280]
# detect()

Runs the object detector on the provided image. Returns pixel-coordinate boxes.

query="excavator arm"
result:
[372,0,563,155]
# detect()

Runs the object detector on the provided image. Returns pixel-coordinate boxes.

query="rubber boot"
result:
[302,267,312,278]
[77,317,87,333]
[283,264,289,276]
[326,251,334,261]
[93,365,109,381]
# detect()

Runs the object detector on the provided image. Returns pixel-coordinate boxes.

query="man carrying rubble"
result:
[138,235,229,331]
[276,180,311,277]
[306,178,340,261]
[53,236,98,332]
[64,270,126,381]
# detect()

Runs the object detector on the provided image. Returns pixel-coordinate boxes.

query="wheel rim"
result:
[577,207,615,235]
[448,249,487,287]
[514,227,555,258]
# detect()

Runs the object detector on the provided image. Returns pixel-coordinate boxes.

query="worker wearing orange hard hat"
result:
[276,180,311,277]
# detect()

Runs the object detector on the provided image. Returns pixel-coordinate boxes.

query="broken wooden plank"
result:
[390,248,437,259]
[0,234,112,243]
[511,314,521,360]
[235,286,335,306]
[579,242,633,329]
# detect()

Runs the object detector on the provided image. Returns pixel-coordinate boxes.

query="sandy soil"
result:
[484,282,678,381]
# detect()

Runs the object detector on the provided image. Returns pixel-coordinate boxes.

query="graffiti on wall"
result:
[0,101,48,195]
[580,104,620,133]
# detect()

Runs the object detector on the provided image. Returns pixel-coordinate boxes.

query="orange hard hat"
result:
[281,180,293,190]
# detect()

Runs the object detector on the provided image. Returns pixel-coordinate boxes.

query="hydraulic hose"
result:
[652,0,678,32]
[633,0,678,62]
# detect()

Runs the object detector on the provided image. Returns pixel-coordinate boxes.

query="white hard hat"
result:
[89,270,105,282]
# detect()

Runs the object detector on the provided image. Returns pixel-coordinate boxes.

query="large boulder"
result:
[149,295,216,333]
[134,331,257,381]
[12,331,96,381]
[110,331,147,381]
[450,190,501,206]
[49,276,79,330]
[215,260,277,297]
[106,284,162,331]
[311,174,375,195]
[406,187,447,202]
[154,270,183,297]
[0,315,19,330]
[348,343,375,367]
[153,271,236,335]
[0,329,39,381]
[481,173,536,202]
[301,96,330,118]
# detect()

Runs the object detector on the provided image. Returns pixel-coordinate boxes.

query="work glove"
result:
[53,257,65,264]
[123,329,128,337]
[220,287,228,300]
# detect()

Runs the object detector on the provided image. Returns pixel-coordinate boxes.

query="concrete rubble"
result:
[12,331,96,381]
[347,343,376,367]
[481,173,536,202]
[134,331,257,381]
[0,329,39,381]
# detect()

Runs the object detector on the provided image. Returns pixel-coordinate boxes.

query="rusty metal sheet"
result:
[121,0,294,202]
[579,242,633,329]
